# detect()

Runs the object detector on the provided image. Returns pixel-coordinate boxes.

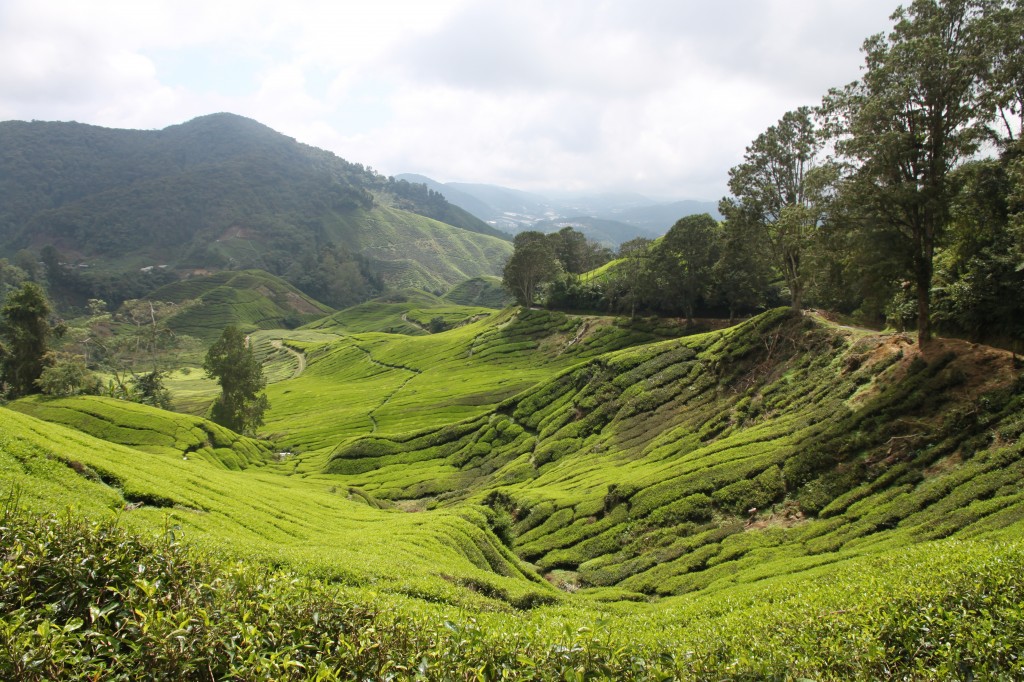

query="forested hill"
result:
[0,114,511,305]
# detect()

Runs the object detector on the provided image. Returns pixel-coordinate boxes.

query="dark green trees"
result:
[654,214,721,321]
[825,0,993,344]
[0,282,58,398]
[203,326,269,435]
[502,231,560,307]
[723,107,828,312]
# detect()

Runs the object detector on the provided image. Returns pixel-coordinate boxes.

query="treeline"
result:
[510,0,1023,348]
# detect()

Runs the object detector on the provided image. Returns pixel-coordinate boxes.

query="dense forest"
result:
[512,0,1023,349]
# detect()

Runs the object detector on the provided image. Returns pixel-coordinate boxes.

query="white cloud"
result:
[0,0,902,199]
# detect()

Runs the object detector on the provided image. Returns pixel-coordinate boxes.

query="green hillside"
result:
[0,114,511,304]
[443,275,513,308]
[329,205,513,291]
[146,269,334,342]
[323,309,1024,598]
[307,289,496,336]
[8,395,273,470]
[3,308,1024,679]
[266,309,674,458]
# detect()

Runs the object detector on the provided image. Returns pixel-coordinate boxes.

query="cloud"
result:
[0,0,902,199]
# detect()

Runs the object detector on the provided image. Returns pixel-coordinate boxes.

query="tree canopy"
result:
[502,232,561,307]
[203,326,269,435]
[0,282,60,398]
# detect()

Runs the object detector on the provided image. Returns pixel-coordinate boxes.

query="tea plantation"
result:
[2,305,1023,679]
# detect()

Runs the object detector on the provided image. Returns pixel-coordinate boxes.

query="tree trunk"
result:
[914,227,934,346]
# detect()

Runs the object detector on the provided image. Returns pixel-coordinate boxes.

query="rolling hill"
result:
[2,307,1023,678]
[145,269,334,342]
[0,114,512,298]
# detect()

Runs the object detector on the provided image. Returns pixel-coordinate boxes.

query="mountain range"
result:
[397,173,722,246]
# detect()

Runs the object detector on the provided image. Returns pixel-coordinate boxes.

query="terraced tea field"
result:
[3,304,1024,679]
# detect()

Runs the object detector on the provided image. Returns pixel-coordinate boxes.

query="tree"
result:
[723,107,829,312]
[931,154,1024,343]
[502,231,560,307]
[36,352,101,397]
[823,0,993,344]
[606,238,653,318]
[203,326,269,434]
[0,282,59,398]
[131,370,173,409]
[712,217,772,322]
[652,214,721,320]
[979,0,1024,143]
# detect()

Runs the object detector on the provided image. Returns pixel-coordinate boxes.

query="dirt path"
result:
[401,313,430,333]
[271,339,306,379]
[352,343,422,434]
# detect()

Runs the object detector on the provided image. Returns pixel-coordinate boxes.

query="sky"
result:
[0,0,903,201]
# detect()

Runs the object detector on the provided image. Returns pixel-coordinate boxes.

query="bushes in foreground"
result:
[3,504,1024,680]
[0,506,677,681]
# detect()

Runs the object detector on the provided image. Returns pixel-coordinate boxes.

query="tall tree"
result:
[723,107,828,311]
[980,0,1024,143]
[203,326,269,435]
[712,217,772,322]
[823,0,992,344]
[502,231,560,307]
[0,282,59,398]
[652,214,721,321]
[609,237,653,318]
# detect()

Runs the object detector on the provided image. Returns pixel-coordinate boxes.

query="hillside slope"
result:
[0,114,511,295]
[145,269,334,342]
[3,308,1024,678]
[326,309,1024,596]
[8,395,273,470]
[0,404,551,608]
[264,309,679,459]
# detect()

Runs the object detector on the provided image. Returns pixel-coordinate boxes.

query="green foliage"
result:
[130,369,172,409]
[34,352,100,397]
[502,231,560,306]
[652,213,721,319]
[822,0,995,343]
[722,106,828,312]
[0,282,58,398]
[4,504,1024,680]
[204,326,269,435]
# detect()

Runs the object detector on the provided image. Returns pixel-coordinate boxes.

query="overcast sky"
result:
[0,0,903,201]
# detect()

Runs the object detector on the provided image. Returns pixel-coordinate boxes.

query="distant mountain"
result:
[395,174,501,229]
[0,114,511,303]
[532,216,660,246]
[610,200,723,233]
[444,182,560,221]
[396,174,720,246]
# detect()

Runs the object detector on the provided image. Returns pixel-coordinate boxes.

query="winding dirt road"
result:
[270,339,306,379]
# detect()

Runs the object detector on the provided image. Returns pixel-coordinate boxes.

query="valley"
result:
[2,295,1023,679]
[2,1,1023,673]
